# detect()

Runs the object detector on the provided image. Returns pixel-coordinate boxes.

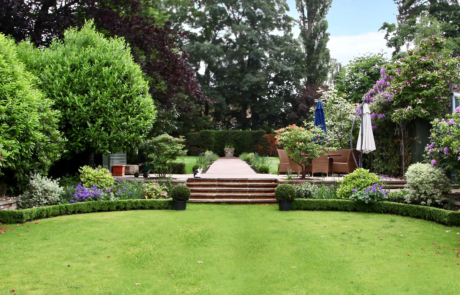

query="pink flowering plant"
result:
[425,109,460,175]
[275,125,333,179]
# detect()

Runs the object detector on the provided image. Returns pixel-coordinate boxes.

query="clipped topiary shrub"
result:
[17,173,64,209]
[405,163,451,206]
[275,184,296,202]
[337,168,381,199]
[79,165,114,191]
[171,185,191,201]
[259,164,269,174]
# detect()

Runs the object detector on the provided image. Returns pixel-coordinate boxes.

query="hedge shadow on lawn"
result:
[0,199,173,224]
[293,199,460,226]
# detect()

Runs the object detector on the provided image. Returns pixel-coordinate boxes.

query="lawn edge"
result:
[292,199,460,226]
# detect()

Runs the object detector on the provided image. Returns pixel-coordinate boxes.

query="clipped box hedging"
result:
[185,130,266,156]
[292,199,460,226]
[0,199,173,224]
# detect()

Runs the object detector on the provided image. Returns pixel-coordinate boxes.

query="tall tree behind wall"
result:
[295,0,332,86]
[169,0,305,130]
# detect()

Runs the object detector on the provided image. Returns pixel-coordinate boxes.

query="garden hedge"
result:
[185,130,266,156]
[292,199,460,226]
[0,199,173,224]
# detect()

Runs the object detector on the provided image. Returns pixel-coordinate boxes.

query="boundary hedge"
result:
[0,199,173,224]
[185,130,266,156]
[292,199,460,226]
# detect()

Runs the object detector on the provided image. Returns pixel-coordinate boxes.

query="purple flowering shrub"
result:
[425,110,460,176]
[62,183,106,203]
[349,183,388,204]
[337,168,382,199]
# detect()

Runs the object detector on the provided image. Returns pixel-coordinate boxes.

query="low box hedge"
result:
[0,199,173,224]
[292,199,460,226]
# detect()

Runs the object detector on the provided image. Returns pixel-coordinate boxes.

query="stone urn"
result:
[224,148,235,157]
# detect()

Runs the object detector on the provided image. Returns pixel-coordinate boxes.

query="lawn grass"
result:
[173,156,197,174]
[1,204,459,294]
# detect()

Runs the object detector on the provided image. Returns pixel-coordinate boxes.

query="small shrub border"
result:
[292,199,460,226]
[0,199,173,224]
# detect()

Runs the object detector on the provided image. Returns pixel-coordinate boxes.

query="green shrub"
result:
[79,165,114,191]
[167,162,186,174]
[200,130,215,152]
[387,190,408,203]
[315,183,337,199]
[336,168,381,199]
[259,164,269,173]
[349,183,388,204]
[295,182,316,199]
[142,134,187,177]
[17,173,64,209]
[291,199,460,226]
[405,163,451,206]
[143,182,168,199]
[170,185,191,201]
[0,200,173,223]
[17,21,156,157]
[0,34,64,193]
[239,152,249,162]
[247,153,255,163]
[205,150,219,162]
[275,184,296,202]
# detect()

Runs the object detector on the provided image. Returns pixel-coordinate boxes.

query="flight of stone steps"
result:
[187,178,278,204]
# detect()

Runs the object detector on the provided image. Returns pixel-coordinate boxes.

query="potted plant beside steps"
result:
[171,185,190,210]
[275,184,296,211]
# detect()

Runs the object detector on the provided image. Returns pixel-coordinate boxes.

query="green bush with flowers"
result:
[349,183,388,204]
[425,110,460,175]
[336,168,382,200]
[275,125,333,178]
[79,165,114,191]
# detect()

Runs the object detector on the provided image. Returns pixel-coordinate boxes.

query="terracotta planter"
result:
[224,148,235,157]
[112,165,126,176]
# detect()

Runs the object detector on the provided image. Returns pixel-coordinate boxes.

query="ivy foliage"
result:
[0,34,64,193]
[16,21,156,156]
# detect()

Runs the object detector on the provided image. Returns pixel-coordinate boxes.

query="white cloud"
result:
[328,31,392,66]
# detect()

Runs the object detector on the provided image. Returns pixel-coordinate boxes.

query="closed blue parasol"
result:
[314,100,327,137]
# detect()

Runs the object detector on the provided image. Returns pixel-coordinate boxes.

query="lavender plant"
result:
[349,183,388,204]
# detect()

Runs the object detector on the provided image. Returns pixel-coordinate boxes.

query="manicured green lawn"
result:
[173,156,198,174]
[1,205,459,294]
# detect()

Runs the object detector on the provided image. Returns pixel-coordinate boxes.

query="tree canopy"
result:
[0,34,64,192]
[17,21,156,157]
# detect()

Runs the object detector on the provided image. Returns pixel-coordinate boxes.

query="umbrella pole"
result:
[359,104,364,168]
[350,102,364,168]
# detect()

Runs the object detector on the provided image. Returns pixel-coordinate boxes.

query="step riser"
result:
[189,188,275,192]
[187,185,277,189]
[191,194,275,198]
[187,179,278,184]
[189,199,277,204]
[191,197,276,200]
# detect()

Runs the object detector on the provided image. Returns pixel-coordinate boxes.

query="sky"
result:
[285,0,399,66]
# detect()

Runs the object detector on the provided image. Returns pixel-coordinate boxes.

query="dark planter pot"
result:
[174,201,187,211]
[279,201,292,211]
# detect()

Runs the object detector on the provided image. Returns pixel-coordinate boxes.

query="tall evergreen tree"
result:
[295,0,332,86]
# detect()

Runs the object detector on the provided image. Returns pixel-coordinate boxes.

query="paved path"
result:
[202,157,277,178]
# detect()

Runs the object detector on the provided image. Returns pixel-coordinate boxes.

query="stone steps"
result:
[187,178,278,204]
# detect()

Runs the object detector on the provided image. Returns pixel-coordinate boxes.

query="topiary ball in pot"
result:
[171,185,191,210]
[259,164,269,174]
[275,184,296,211]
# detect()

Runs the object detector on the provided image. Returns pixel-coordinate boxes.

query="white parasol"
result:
[356,103,376,154]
